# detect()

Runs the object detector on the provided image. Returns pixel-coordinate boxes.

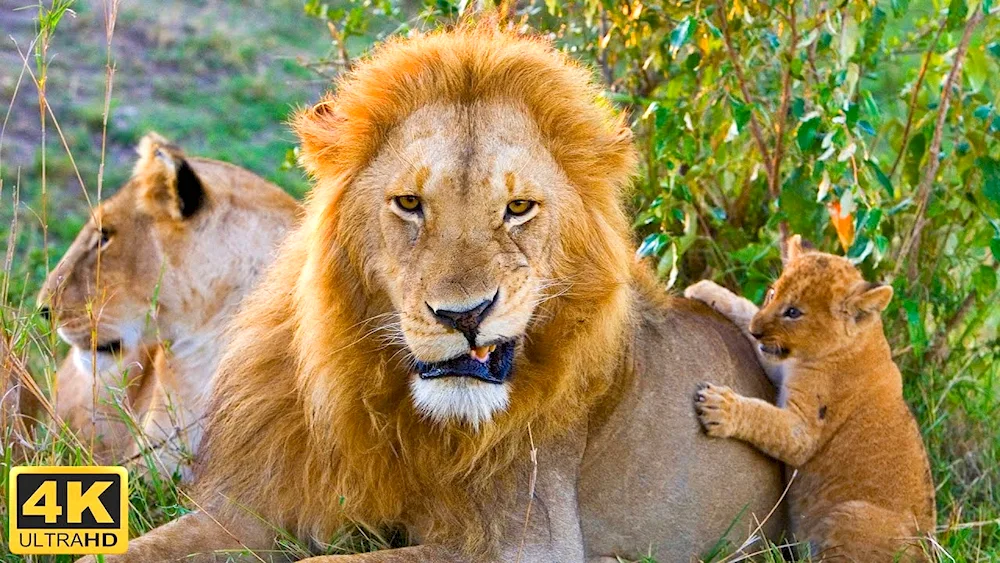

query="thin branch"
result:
[889,21,946,179]
[770,0,797,243]
[597,6,614,89]
[892,9,985,281]
[715,0,774,189]
[326,20,352,71]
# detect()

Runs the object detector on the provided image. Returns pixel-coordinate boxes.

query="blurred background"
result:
[1,0,998,560]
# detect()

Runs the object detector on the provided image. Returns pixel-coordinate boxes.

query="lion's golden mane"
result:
[197,23,638,556]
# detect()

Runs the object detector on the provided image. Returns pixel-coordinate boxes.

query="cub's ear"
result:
[133,132,206,220]
[783,234,805,265]
[845,282,893,319]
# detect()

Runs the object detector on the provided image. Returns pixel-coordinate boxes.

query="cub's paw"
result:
[684,280,737,312]
[694,382,739,438]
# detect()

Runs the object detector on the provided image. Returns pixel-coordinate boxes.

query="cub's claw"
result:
[694,382,738,438]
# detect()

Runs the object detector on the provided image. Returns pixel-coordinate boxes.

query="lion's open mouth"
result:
[758,342,789,358]
[415,340,516,384]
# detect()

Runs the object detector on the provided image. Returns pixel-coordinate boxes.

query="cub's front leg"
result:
[684,280,760,330]
[684,281,783,385]
[694,383,820,467]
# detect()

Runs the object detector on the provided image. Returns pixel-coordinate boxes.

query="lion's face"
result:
[344,102,578,425]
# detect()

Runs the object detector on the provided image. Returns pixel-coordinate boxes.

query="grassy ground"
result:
[1,1,998,562]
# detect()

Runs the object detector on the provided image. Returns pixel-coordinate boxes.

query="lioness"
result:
[688,236,935,561]
[38,133,299,478]
[96,25,783,562]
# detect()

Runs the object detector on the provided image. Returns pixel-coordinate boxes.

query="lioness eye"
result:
[506,200,535,217]
[394,195,422,213]
[783,307,802,319]
[97,228,113,249]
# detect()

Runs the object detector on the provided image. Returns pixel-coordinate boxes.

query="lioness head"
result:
[293,26,636,427]
[749,235,894,360]
[38,133,298,374]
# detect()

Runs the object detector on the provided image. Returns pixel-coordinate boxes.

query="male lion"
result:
[38,133,299,478]
[100,26,783,562]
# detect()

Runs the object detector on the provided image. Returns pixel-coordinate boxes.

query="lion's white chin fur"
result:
[409,376,510,428]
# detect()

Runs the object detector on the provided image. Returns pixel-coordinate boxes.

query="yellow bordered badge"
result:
[8,466,128,555]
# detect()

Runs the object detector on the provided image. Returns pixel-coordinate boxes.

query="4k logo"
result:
[8,466,128,555]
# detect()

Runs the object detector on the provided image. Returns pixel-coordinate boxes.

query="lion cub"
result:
[685,236,935,562]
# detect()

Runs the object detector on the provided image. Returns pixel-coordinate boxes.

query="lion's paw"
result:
[694,382,740,438]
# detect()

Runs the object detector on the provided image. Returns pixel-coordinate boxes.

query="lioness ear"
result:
[845,282,893,319]
[783,234,805,265]
[134,132,206,220]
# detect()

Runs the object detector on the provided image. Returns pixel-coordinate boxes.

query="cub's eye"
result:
[783,307,802,319]
[394,195,422,213]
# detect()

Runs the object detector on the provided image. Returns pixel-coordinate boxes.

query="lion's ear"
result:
[134,132,206,220]
[844,282,893,320]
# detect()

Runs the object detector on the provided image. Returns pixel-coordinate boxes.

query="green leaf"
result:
[729,96,751,130]
[946,0,968,29]
[847,236,873,263]
[845,102,859,127]
[966,48,989,92]
[779,167,827,240]
[903,299,927,356]
[669,17,693,54]
[840,15,859,67]
[991,237,1000,261]
[891,0,910,17]
[790,57,804,79]
[866,160,894,197]
[792,98,806,119]
[863,207,883,232]
[979,157,1000,216]
[637,233,669,258]
[905,132,926,188]
[973,265,997,296]
[861,91,881,119]
[797,117,822,151]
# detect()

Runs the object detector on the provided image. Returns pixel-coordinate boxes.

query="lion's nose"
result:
[428,296,496,342]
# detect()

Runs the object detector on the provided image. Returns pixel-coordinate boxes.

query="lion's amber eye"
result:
[395,195,422,213]
[506,200,535,217]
